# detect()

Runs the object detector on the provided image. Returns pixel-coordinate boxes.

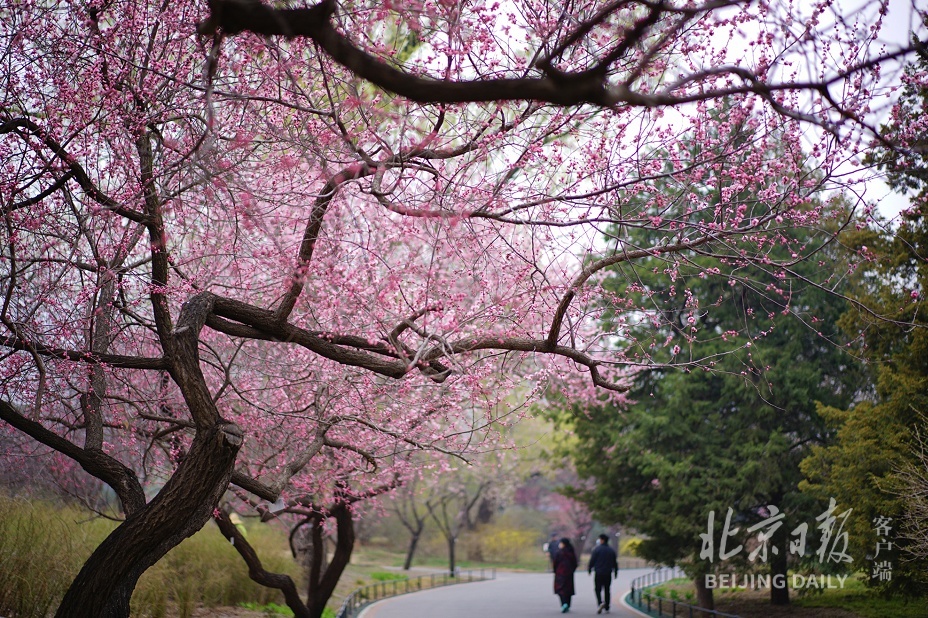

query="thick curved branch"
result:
[171,293,226,431]
[202,0,617,106]
[206,311,446,377]
[0,400,146,515]
[212,295,413,378]
[0,335,167,369]
[200,0,917,141]
[230,471,280,503]
[211,293,624,391]
[213,508,311,618]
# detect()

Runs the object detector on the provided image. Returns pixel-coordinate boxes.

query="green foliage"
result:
[647,574,928,617]
[369,571,409,581]
[792,578,928,618]
[800,221,928,592]
[800,45,928,595]
[560,113,863,585]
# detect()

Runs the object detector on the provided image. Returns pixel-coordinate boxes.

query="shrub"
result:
[620,538,643,557]
[477,528,538,564]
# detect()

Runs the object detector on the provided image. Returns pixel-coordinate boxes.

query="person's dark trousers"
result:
[594,572,611,609]
[558,593,572,608]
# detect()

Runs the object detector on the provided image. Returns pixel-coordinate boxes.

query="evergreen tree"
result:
[800,38,928,595]
[560,111,864,609]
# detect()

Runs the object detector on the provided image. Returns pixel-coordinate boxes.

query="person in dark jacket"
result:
[587,534,619,614]
[545,533,559,570]
[553,537,578,613]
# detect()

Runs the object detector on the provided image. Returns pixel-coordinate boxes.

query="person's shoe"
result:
[597,602,605,614]
[561,603,569,613]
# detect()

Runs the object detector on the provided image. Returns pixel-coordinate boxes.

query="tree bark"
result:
[306,504,355,618]
[55,421,242,617]
[770,528,790,605]
[215,509,311,618]
[448,536,456,577]
[694,574,715,615]
[394,487,427,571]
[403,525,423,570]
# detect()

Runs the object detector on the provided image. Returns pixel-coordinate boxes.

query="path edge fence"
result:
[335,568,496,618]
[627,568,741,618]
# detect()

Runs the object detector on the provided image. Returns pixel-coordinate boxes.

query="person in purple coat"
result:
[553,538,578,613]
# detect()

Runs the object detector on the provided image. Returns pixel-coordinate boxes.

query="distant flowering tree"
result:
[0,0,921,616]
[546,491,595,557]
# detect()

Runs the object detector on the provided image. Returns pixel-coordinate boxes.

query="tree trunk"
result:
[306,504,355,618]
[448,536,456,577]
[403,524,423,570]
[694,574,715,615]
[770,529,790,605]
[55,421,242,617]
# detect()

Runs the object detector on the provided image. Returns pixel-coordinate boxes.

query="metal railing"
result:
[628,568,741,618]
[335,568,496,618]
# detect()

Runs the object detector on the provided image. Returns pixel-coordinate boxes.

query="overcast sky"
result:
[853,0,925,218]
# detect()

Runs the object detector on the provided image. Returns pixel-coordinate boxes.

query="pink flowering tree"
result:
[546,491,596,557]
[0,0,920,616]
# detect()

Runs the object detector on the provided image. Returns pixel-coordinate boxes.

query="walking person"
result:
[553,537,578,613]
[588,534,619,614]
[544,533,559,572]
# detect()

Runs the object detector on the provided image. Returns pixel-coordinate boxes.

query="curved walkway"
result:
[360,568,652,618]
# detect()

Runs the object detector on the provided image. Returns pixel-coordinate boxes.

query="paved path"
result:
[359,569,652,618]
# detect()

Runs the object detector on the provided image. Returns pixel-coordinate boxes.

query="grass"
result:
[134,518,301,618]
[0,494,549,618]
[370,571,409,581]
[0,494,301,618]
[0,495,113,618]
[239,601,295,617]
